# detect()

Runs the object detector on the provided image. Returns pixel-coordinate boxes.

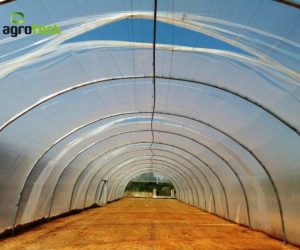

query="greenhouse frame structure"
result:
[0,0,299,246]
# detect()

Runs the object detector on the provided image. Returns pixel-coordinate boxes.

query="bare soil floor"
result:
[0,198,298,250]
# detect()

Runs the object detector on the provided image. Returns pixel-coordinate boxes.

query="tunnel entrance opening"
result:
[123,172,175,199]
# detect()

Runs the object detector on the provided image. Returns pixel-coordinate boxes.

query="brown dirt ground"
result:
[0,198,298,250]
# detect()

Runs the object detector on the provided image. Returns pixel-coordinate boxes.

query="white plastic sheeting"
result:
[0,0,299,246]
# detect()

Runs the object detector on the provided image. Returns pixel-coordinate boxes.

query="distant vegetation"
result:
[125,172,175,196]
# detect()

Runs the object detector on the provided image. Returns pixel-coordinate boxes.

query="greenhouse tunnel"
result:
[0,0,299,248]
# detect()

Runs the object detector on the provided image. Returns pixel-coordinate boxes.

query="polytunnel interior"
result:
[0,0,299,248]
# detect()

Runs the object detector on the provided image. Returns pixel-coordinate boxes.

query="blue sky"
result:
[66,18,247,55]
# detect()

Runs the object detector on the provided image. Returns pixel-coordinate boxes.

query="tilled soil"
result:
[0,198,298,250]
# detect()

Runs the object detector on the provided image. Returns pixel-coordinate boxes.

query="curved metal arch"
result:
[83,155,208,210]
[105,163,189,202]
[1,76,298,136]
[13,112,148,227]
[157,112,287,242]
[103,166,179,202]
[10,81,290,229]
[82,148,217,211]
[15,121,245,227]
[57,137,231,222]
[56,128,244,221]
[122,152,213,207]
[96,161,196,207]
[14,111,283,236]
[112,167,178,200]
[152,130,250,226]
[0,9,290,242]
[113,166,182,201]
[44,128,230,219]
[58,140,229,218]
[72,146,212,211]
[110,166,185,201]
[38,140,211,220]
[113,164,210,204]
[83,157,196,206]
[14,108,270,228]
[106,163,197,203]
[84,156,198,205]
[69,149,208,213]
[62,143,208,214]
[94,163,184,204]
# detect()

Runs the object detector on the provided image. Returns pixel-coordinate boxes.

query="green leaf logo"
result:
[10,12,25,25]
